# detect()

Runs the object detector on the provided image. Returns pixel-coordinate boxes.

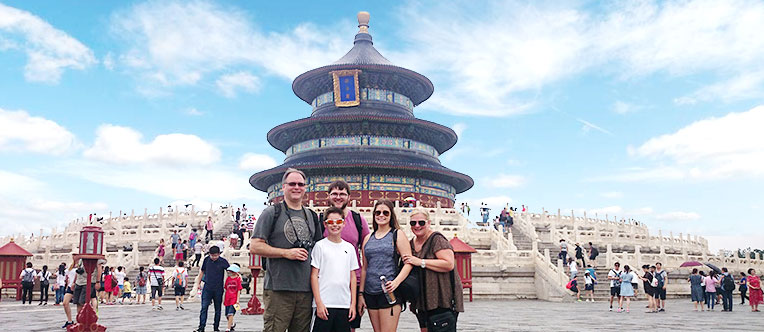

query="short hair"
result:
[692,268,698,274]
[124,277,129,281]
[209,245,221,254]
[178,261,184,267]
[656,262,662,266]
[327,180,351,195]
[153,258,159,264]
[650,265,656,269]
[409,208,430,221]
[26,262,32,268]
[722,267,728,272]
[614,262,620,266]
[324,206,344,220]
[741,272,747,276]
[281,168,306,184]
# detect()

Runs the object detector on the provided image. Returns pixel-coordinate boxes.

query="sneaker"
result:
[659,308,665,312]
[38,302,43,306]
[158,305,163,310]
[609,307,613,311]
[62,321,74,329]
[176,307,180,311]
[192,329,205,332]
[577,299,583,302]
[43,302,47,306]
[180,305,185,310]
[152,306,157,310]
[617,308,622,313]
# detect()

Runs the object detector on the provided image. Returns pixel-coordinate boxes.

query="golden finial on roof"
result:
[358,11,370,33]
[9,238,14,242]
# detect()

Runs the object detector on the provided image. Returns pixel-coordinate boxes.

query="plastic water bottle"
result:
[380,276,396,305]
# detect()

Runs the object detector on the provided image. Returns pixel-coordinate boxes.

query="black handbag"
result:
[393,229,420,308]
[423,269,458,332]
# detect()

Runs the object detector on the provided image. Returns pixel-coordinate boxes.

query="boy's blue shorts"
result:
[225,305,236,316]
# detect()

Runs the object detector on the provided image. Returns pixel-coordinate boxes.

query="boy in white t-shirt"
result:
[310,207,359,332]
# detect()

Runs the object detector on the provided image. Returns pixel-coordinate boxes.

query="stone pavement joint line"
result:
[1,299,764,331]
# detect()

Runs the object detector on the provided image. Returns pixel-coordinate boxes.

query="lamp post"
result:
[241,252,264,315]
[68,226,106,332]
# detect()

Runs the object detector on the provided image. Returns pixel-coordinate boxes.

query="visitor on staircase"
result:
[205,216,214,242]
[171,261,188,311]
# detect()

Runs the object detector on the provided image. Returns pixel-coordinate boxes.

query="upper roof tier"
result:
[292,12,434,107]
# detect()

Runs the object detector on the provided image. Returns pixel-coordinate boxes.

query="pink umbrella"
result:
[680,261,703,267]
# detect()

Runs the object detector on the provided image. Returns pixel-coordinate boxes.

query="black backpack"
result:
[319,210,364,249]
[722,274,735,291]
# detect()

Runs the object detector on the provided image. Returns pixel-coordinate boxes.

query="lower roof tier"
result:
[249,154,473,194]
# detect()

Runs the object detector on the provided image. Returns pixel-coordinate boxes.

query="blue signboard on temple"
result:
[331,70,361,107]
[339,75,356,101]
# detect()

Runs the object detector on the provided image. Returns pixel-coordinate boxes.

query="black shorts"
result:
[151,286,163,299]
[415,308,457,329]
[610,286,621,297]
[644,287,655,297]
[72,285,96,305]
[174,286,186,296]
[312,308,350,332]
[65,286,74,295]
[656,288,666,300]
[585,284,594,291]
[363,292,398,310]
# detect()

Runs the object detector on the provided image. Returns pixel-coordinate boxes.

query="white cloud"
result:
[451,123,467,138]
[58,160,262,203]
[109,0,349,91]
[485,174,526,188]
[706,234,764,252]
[600,191,623,199]
[238,153,278,172]
[628,106,764,179]
[655,211,701,221]
[83,124,221,166]
[0,108,78,155]
[577,118,613,136]
[613,101,640,114]
[393,0,764,116]
[185,107,204,116]
[216,71,261,98]
[0,3,96,83]
[0,170,107,236]
[675,70,764,105]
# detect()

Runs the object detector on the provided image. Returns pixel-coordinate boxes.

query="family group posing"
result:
[246,168,464,332]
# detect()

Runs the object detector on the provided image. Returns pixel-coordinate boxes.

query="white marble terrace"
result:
[3,201,762,299]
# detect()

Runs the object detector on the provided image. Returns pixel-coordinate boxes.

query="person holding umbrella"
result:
[748,268,762,312]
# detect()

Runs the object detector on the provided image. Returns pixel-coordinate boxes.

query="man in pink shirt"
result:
[205,216,214,242]
[321,180,370,332]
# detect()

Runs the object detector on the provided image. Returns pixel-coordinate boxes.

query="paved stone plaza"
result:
[1,299,763,331]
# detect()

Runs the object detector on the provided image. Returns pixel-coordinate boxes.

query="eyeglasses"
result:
[329,192,348,198]
[410,220,427,227]
[325,219,344,225]
[286,182,306,187]
[374,210,390,216]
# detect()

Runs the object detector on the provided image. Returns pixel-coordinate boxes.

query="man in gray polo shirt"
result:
[251,168,322,332]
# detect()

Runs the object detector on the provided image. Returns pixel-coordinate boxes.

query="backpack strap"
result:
[307,208,321,242]
[318,212,325,236]
[351,211,363,249]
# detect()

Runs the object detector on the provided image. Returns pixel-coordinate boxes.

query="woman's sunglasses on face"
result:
[325,218,344,225]
[409,220,427,227]
[374,210,390,216]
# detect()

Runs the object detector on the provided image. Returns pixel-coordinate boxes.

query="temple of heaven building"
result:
[249,12,473,208]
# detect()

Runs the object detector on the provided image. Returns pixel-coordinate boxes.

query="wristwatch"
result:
[420,259,426,269]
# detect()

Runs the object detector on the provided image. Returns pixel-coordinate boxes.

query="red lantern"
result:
[449,234,476,302]
[79,226,104,255]
[242,252,264,315]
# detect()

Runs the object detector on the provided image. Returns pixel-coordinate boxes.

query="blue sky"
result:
[1,0,763,251]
